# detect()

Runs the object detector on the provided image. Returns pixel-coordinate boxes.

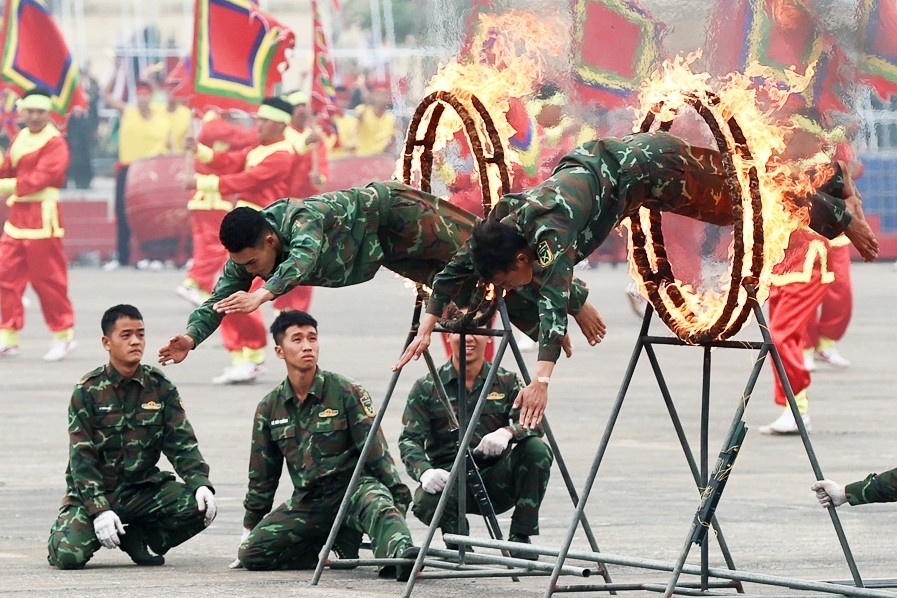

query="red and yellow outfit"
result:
[183,114,258,294]
[0,123,74,346]
[193,133,297,366]
[768,228,835,411]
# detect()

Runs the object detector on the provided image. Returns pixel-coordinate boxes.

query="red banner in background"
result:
[189,0,295,113]
[311,0,339,129]
[0,0,87,122]
[858,0,897,100]
[570,0,662,109]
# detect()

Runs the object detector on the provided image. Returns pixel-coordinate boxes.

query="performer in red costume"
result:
[0,89,76,361]
[182,96,299,384]
[177,109,258,306]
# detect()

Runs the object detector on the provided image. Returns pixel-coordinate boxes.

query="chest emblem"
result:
[141,401,162,410]
[319,408,339,418]
[486,392,505,401]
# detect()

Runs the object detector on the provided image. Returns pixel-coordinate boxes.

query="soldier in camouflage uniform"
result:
[157,183,606,367]
[399,314,552,559]
[813,469,897,508]
[47,304,216,569]
[398,130,880,429]
[232,310,417,579]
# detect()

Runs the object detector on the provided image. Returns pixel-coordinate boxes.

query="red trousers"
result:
[0,235,74,332]
[218,281,314,354]
[187,209,229,293]
[768,270,829,407]
[806,243,852,347]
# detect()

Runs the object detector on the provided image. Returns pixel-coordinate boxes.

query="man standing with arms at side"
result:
[47,304,216,569]
[399,308,552,558]
[0,88,77,360]
[231,310,417,579]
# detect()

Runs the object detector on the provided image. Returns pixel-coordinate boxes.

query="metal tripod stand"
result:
[536,285,897,598]
[309,292,613,593]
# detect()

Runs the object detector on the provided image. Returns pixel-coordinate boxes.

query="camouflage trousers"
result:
[615,133,851,240]
[412,437,553,537]
[47,477,207,569]
[239,475,413,571]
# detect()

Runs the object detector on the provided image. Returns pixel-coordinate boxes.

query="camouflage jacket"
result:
[398,360,540,481]
[242,368,410,528]
[185,182,590,348]
[846,468,897,505]
[63,363,212,515]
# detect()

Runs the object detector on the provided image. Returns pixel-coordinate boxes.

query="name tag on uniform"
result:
[141,401,162,410]
[98,405,114,412]
[319,408,339,418]
[271,418,289,426]
[486,392,505,401]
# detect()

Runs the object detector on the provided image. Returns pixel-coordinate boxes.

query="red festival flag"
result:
[570,0,662,109]
[310,0,339,126]
[858,0,897,100]
[190,0,295,112]
[0,0,87,118]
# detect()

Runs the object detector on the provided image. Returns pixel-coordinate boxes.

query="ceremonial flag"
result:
[570,0,662,109]
[190,0,295,112]
[310,0,338,128]
[0,0,87,118]
[857,0,897,99]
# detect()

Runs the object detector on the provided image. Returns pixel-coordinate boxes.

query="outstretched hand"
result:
[513,379,549,429]
[393,313,438,371]
[158,334,195,365]
[572,301,606,346]
[213,288,271,315]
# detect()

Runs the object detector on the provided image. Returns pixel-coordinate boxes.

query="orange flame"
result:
[626,52,822,338]
[414,10,564,206]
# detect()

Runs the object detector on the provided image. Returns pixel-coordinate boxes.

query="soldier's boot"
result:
[395,546,420,582]
[329,527,362,569]
[507,532,538,561]
[119,529,165,566]
[441,517,471,552]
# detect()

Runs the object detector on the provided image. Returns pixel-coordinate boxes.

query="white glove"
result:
[474,428,513,457]
[811,480,848,508]
[228,527,252,569]
[93,510,126,549]
[195,486,217,526]
[420,468,450,494]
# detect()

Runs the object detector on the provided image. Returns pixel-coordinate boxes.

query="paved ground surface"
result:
[1,261,895,597]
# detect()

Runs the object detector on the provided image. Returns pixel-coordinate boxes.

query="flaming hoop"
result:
[402,90,510,331]
[629,95,763,344]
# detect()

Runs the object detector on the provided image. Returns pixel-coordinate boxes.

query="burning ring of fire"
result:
[630,93,763,344]
[402,90,509,331]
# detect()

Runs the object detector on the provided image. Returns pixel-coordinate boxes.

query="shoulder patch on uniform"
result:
[359,394,376,418]
[79,365,105,385]
[537,240,555,268]
[486,391,505,401]
[319,408,339,418]
[141,401,163,410]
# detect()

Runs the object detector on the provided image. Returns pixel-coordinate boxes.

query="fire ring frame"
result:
[629,93,765,344]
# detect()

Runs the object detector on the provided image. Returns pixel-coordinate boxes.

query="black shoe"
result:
[396,546,420,582]
[119,530,165,566]
[507,533,538,561]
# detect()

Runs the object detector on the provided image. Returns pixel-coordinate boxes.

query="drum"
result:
[124,154,193,264]
[322,155,398,193]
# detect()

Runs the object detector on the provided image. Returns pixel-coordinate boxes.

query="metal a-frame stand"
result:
[532,285,897,598]
[310,292,613,592]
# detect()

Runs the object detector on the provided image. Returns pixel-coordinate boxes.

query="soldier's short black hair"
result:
[101,304,144,335]
[469,220,528,281]
[270,310,318,345]
[219,207,275,252]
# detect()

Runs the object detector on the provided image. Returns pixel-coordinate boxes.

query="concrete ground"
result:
[1,261,896,597]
